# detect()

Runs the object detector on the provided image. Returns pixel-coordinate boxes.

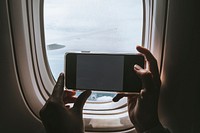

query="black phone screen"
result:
[66,53,144,92]
[76,55,124,91]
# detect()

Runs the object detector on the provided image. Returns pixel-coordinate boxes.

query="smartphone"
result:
[65,53,144,93]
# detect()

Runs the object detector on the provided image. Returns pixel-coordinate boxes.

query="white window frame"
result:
[8,0,168,132]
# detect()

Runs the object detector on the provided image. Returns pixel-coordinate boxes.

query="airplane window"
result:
[44,0,143,103]
[7,0,167,131]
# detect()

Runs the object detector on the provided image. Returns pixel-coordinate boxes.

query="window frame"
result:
[43,0,145,110]
[8,0,168,132]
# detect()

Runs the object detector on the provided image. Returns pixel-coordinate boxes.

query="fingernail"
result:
[136,45,142,50]
[112,97,119,102]
[60,72,64,76]
[85,90,92,96]
[134,64,141,70]
[136,45,141,48]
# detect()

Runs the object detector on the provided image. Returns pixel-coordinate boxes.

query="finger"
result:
[64,89,76,95]
[136,46,157,65]
[113,94,125,102]
[63,90,77,103]
[136,46,159,75]
[113,93,139,102]
[51,73,64,99]
[63,96,77,104]
[73,90,91,111]
[136,46,161,87]
[134,65,154,91]
[63,90,76,100]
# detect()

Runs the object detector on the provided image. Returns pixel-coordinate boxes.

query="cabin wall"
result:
[0,1,44,133]
[1,0,200,133]
[159,0,200,132]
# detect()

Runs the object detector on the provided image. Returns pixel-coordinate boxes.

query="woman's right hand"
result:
[113,46,161,133]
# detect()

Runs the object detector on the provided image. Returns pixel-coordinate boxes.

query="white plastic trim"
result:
[9,0,169,132]
[150,0,169,72]
[8,0,45,118]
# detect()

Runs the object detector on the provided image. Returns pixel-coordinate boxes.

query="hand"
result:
[39,73,91,133]
[113,46,161,133]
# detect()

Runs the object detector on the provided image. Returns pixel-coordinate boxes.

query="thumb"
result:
[73,90,91,112]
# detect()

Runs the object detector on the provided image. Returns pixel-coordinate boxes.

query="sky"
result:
[44,0,143,82]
